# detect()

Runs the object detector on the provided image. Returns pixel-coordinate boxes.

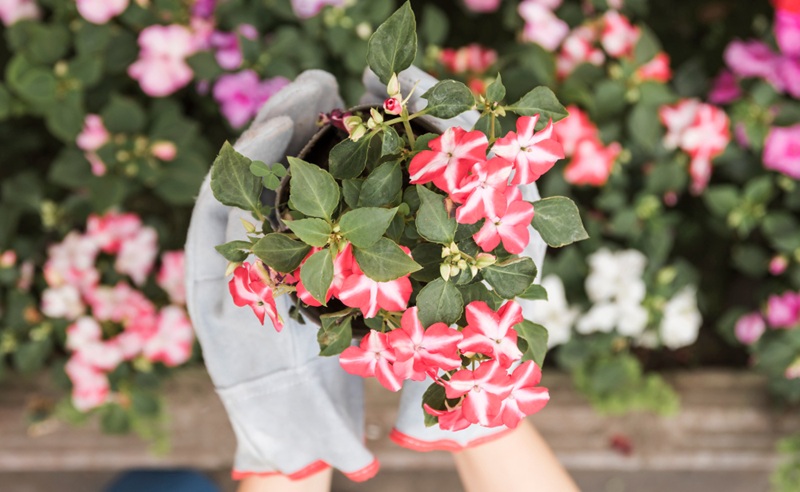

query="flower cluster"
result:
[340,304,549,430]
[736,291,800,346]
[40,212,193,411]
[658,99,731,194]
[552,105,622,186]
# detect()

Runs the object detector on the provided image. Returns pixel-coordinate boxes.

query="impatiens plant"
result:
[211,2,587,430]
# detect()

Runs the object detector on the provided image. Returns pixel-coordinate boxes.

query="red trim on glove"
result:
[232,460,330,481]
[342,458,380,482]
[389,427,515,453]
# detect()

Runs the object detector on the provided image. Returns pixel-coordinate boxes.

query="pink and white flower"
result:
[85,282,156,324]
[0,0,40,26]
[458,301,524,367]
[452,157,513,224]
[388,307,463,381]
[115,226,158,286]
[497,361,550,428]
[76,115,110,152]
[339,330,402,391]
[228,262,283,330]
[143,306,194,366]
[518,1,569,52]
[439,44,497,74]
[734,312,766,345]
[290,0,344,19]
[637,52,672,83]
[128,25,196,97]
[338,249,413,319]
[42,285,85,320]
[557,27,605,78]
[492,115,564,185]
[601,11,639,58]
[563,137,621,187]
[473,189,535,254]
[763,124,800,180]
[552,105,598,156]
[76,0,128,24]
[157,251,186,305]
[65,357,110,411]
[86,211,142,254]
[766,291,800,328]
[409,127,489,195]
[445,360,512,426]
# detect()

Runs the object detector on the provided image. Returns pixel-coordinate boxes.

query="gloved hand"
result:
[361,67,549,452]
[185,70,378,482]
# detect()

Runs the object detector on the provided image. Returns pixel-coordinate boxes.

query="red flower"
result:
[228,262,283,331]
[388,307,463,381]
[563,138,621,187]
[409,127,488,194]
[339,330,402,391]
[423,402,472,432]
[458,300,524,368]
[473,188,535,254]
[497,361,550,428]
[445,360,512,426]
[637,52,672,83]
[452,157,513,224]
[492,115,564,185]
[338,247,412,318]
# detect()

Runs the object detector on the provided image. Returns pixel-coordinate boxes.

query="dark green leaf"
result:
[101,95,146,134]
[410,243,445,282]
[421,80,475,119]
[515,320,548,366]
[211,142,262,212]
[215,240,253,262]
[413,133,438,152]
[329,134,381,179]
[382,126,403,157]
[318,312,353,356]
[339,207,398,248]
[505,87,568,128]
[301,249,334,305]
[417,278,464,326]
[288,156,340,220]
[416,185,456,244]
[482,257,538,299]
[100,405,130,434]
[353,237,422,281]
[421,382,446,427]
[531,197,589,247]
[518,284,548,301]
[486,74,506,103]
[366,1,417,84]
[253,233,311,273]
[634,25,661,65]
[358,160,402,207]
[286,218,332,247]
[343,179,363,208]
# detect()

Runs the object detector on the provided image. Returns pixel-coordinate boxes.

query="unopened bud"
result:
[440,263,452,281]
[225,261,242,277]
[441,246,451,258]
[355,22,372,40]
[369,108,383,124]
[350,124,367,142]
[457,259,467,269]
[470,265,478,277]
[387,73,401,97]
[151,141,177,161]
[343,115,362,133]
[475,253,496,268]
[383,96,402,115]
[240,218,256,233]
[449,264,461,277]
[0,250,17,268]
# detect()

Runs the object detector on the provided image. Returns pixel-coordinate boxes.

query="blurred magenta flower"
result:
[128,25,196,97]
[213,70,289,128]
[775,10,800,57]
[766,291,800,328]
[723,40,782,87]
[708,70,741,104]
[763,124,800,179]
[464,0,502,13]
[735,313,766,345]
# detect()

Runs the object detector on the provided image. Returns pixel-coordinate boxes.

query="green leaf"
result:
[358,160,402,207]
[518,283,548,301]
[410,243,445,282]
[288,156,340,220]
[339,207,398,248]
[417,278,464,326]
[482,257,538,299]
[486,74,506,103]
[45,94,86,142]
[301,249,334,305]
[531,197,589,247]
[366,1,417,84]
[286,218,332,247]
[421,80,475,119]
[413,133,438,152]
[416,185,456,244]
[703,185,739,217]
[253,233,311,273]
[634,25,662,65]
[353,237,422,282]
[318,312,354,356]
[186,51,223,80]
[627,102,663,152]
[100,405,130,434]
[342,179,363,208]
[329,134,381,179]
[421,382,446,427]
[154,152,207,205]
[473,112,501,139]
[515,320,548,366]
[101,95,146,134]
[382,126,403,157]
[215,240,253,262]
[211,142,263,212]
[505,87,568,128]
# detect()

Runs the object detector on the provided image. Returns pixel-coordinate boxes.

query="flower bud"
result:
[383,96,402,115]
[350,124,367,142]
[457,259,467,270]
[0,250,17,268]
[387,73,401,97]
[440,263,452,281]
[770,255,789,276]
[343,115,363,133]
[240,218,256,233]
[449,264,461,277]
[151,141,177,161]
[225,261,242,277]
[369,108,384,124]
[253,261,272,284]
[474,253,496,268]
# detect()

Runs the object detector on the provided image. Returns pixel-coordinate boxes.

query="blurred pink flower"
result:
[637,52,671,83]
[76,115,110,152]
[519,1,569,51]
[143,306,194,366]
[564,138,621,186]
[116,227,159,286]
[734,313,766,345]
[65,357,110,411]
[777,57,800,98]
[87,212,143,254]
[128,25,196,97]
[723,40,782,88]
[0,0,40,26]
[43,231,100,289]
[85,282,156,324]
[76,0,128,24]
[213,70,289,128]
[464,0,502,13]
[763,124,800,179]
[157,251,186,305]
[553,105,598,156]
[557,27,605,78]
[770,256,789,276]
[290,0,344,19]
[766,291,800,328]
[210,25,257,70]
[776,9,800,57]
[601,10,639,58]
[41,285,85,320]
[708,70,741,104]
[151,141,177,161]
[439,44,497,74]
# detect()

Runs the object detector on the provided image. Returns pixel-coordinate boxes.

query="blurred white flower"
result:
[659,287,702,349]
[585,248,647,303]
[522,275,579,347]
[576,302,618,334]
[41,285,85,320]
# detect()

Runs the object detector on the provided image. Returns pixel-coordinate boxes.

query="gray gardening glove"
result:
[362,66,549,451]
[185,70,378,482]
